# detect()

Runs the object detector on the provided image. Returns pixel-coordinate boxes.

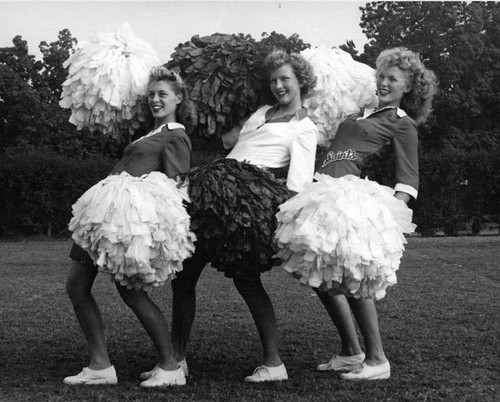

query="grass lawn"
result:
[0,237,499,401]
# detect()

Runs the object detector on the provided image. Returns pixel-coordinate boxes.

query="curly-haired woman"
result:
[65,67,197,387]
[166,50,318,383]
[274,47,439,380]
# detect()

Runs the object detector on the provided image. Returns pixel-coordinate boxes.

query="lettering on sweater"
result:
[321,149,357,168]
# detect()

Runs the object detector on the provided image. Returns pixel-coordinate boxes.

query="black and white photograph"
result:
[1,1,499,401]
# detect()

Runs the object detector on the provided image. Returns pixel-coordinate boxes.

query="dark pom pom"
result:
[187,159,291,278]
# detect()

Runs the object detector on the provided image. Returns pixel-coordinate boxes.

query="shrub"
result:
[0,152,114,236]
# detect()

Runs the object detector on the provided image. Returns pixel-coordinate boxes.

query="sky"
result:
[0,1,368,63]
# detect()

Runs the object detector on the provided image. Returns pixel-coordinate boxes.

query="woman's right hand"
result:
[221,117,249,149]
[222,125,241,149]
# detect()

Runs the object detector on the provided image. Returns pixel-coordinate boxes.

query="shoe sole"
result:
[140,380,186,387]
[316,364,359,372]
[244,376,288,383]
[368,373,390,380]
[63,379,118,385]
[140,371,189,380]
[341,372,390,380]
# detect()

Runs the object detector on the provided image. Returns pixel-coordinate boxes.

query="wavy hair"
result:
[376,47,438,124]
[148,66,197,134]
[263,50,317,98]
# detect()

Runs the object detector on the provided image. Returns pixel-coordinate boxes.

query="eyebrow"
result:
[271,73,292,79]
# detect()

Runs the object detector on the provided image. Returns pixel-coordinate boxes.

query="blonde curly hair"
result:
[376,47,438,124]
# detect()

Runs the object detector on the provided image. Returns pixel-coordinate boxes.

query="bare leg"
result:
[66,260,112,370]
[233,275,281,367]
[314,288,364,356]
[170,253,208,361]
[115,284,178,371]
[348,296,387,365]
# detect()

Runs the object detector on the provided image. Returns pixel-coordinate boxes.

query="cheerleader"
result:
[275,47,438,380]
[64,67,196,387]
[169,50,318,382]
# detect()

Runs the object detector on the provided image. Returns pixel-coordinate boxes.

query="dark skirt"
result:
[186,158,291,278]
[69,242,94,267]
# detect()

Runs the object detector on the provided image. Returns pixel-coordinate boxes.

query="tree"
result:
[0,35,42,82]
[0,34,64,151]
[0,31,124,159]
[39,28,77,99]
[0,63,46,149]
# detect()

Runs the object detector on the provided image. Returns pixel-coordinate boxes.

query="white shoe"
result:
[244,363,288,383]
[340,360,391,380]
[139,364,159,380]
[316,353,366,372]
[178,358,189,376]
[63,366,117,385]
[140,358,189,380]
[140,367,186,387]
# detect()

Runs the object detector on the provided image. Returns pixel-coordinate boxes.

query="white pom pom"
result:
[275,174,415,299]
[69,172,196,291]
[301,45,378,147]
[59,23,161,138]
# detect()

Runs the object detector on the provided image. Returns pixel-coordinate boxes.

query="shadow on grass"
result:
[0,237,499,401]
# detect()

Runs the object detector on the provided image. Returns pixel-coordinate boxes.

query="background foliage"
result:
[1,2,499,236]
[0,152,114,236]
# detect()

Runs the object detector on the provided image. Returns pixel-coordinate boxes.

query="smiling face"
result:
[376,65,411,109]
[269,63,302,112]
[148,80,181,128]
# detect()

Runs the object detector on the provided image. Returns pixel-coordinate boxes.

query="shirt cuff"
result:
[394,183,418,200]
[286,182,304,193]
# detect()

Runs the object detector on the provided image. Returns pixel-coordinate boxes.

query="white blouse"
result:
[226,105,318,192]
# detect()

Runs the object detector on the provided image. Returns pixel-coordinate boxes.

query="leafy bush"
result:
[0,142,226,238]
[0,152,114,236]
[356,146,500,236]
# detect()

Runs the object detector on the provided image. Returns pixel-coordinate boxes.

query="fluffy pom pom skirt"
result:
[186,158,291,278]
[69,171,196,291]
[274,173,416,299]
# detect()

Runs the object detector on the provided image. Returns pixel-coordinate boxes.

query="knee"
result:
[65,275,77,297]
[65,277,80,301]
